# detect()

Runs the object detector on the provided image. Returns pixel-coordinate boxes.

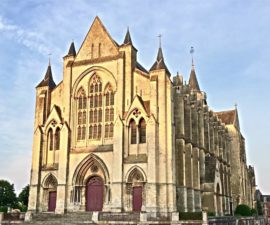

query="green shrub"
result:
[234,204,252,216]
[250,208,257,216]
[0,206,8,213]
[207,211,215,217]
[179,212,202,220]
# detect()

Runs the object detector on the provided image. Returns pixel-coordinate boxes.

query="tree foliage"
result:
[18,185,29,206]
[256,200,263,215]
[234,204,252,216]
[0,180,17,208]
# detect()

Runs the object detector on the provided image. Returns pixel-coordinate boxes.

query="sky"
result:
[0,0,270,194]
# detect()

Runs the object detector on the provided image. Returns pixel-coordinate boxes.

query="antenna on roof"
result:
[234,103,238,109]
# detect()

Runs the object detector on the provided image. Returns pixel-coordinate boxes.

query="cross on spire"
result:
[48,53,52,65]
[190,46,195,67]
[157,34,162,48]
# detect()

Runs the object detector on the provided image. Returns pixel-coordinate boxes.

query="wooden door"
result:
[86,176,104,211]
[132,186,142,211]
[48,191,57,212]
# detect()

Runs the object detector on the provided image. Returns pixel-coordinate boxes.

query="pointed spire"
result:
[189,66,200,91]
[149,39,170,75]
[68,41,76,56]
[188,46,200,91]
[123,27,132,45]
[233,104,240,130]
[36,63,56,89]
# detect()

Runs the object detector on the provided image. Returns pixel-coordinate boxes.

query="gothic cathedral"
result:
[28,17,256,218]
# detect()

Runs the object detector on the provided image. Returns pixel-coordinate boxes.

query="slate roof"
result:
[123,28,132,45]
[68,42,76,56]
[136,62,148,74]
[149,47,170,75]
[36,64,56,89]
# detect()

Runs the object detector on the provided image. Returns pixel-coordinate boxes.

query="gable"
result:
[75,17,119,61]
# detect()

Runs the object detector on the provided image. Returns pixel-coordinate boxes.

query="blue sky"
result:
[0,0,270,194]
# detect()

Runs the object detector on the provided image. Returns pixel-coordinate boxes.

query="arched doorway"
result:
[86,176,104,211]
[126,167,145,212]
[43,174,58,212]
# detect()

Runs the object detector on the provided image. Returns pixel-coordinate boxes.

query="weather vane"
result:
[190,46,195,66]
[157,34,162,48]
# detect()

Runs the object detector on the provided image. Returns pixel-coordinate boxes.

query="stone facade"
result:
[28,17,255,217]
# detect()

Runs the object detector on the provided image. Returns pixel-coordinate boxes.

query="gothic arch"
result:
[43,173,58,189]
[72,66,117,97]
[125,166,147,183]
[72,154,110,186]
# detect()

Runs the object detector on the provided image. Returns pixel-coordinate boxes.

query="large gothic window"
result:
[77,88,87,141]
[130,119,137,144]
[89,75,102,140]
[139,118,146,143]
[104,84,114,138]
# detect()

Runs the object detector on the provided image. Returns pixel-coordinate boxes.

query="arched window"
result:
[77,88,87,141]
[139,118,146,143]
[89,75,102,140]
[55,127,60,150]
[130,119,136,144]
[48,128,53,150]
[104,83,114,138]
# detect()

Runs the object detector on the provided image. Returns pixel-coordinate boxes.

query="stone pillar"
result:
[28,127,43,213]
[110,116,124,212]
[55,123,69,214]
[176,139,187,212]
[193,147,201,211]
[145,116,158,213]
[185,143,194,212]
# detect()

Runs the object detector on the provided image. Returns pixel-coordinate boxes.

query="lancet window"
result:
[77,88,87,141]
[104,84,114,138]
[89,75,102,140]
[139,118,146,143]
[48,128,53,150]
[130,119,137,144]
[55,127,60,150]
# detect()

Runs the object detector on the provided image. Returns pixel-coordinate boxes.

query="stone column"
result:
[174,92,187,212]
[186,143,194,212]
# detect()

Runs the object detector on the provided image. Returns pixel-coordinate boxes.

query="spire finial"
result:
[234,103,238,109]
[48,53,52,66]
[157,34,162,48]
[190,46,195,67]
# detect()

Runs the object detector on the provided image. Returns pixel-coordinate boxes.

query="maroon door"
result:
[132,186,142,211]
[86,176,104,211]
[48,191,57,212]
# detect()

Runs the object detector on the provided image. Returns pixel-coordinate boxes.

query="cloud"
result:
[0,15,50,55]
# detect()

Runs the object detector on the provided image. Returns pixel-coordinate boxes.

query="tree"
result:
[0,180,17,208]
[18,185,29,206]
[256,200,263,215]
[234,204,252,216]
